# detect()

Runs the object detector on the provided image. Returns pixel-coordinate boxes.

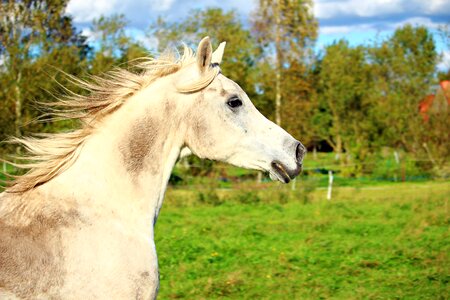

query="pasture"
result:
[156,181,449,299]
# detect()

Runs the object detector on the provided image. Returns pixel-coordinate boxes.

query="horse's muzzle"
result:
[271,161,303,183]
[270,142,306,183]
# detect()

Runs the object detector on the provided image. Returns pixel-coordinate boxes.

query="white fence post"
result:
[394,150,400,164]
[327,170,333,201]
[394,150,400,182]
[257,171,262,183]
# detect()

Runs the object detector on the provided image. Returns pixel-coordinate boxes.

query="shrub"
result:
[197,189,223,206]
[232,191,261,205]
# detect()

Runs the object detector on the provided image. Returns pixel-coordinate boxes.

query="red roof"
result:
[440,80,450,101]
[419,80,449,121]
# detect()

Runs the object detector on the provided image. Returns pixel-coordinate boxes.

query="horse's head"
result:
[177,37,306,183]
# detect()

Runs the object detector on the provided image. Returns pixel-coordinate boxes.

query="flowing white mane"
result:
[4,45,220,193]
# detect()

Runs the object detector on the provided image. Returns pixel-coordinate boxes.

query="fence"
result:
[0,153,445,196]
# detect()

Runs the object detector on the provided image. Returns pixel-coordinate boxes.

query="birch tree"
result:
[90,14,147,75]
[252,0,317,126]
[0,0,88,148]
[313,40,372,164]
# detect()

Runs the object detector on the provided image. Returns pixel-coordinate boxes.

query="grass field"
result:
[156,181,449,299]
[1,161,448,298]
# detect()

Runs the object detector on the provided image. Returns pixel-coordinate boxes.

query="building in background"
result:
[419,80,450,121]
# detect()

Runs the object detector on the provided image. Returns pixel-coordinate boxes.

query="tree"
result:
[313,40,372,165]
[150,8,261,105]
[437,24,449,81]
[368,25,437,154]
[90,14,148,75]
[252,0,318,126]
[0,0,89,151]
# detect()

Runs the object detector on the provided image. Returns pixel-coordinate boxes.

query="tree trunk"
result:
[14,71,22,138]
[335,134,343,162]
[332,133,347,174]
[274,0,282,126]
[14,71,23,155]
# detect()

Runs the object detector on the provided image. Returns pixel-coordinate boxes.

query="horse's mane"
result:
[3,45,220,193]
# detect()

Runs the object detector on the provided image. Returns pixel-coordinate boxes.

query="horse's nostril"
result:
[296,142,306,162]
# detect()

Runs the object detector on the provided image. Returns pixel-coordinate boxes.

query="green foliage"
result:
[365,25,449,175]
[197,189,223,206]
[368,25,438,150]
[296,178,317,204]
[0,3,448,177]
[252,0,318,142]
[90,14,148,74]
[252,0,318,58]
[0,0,89,152]
[308,25,447,175]
[369,153,430,181]
[314,40,372,160]
[230,191,261,205]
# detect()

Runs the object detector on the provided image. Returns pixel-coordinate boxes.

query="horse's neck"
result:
[41,91,184,231]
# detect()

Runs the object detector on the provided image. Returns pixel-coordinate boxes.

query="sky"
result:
[66,0,450,70]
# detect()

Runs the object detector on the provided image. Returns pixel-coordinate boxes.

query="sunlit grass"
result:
[156,181,449,299]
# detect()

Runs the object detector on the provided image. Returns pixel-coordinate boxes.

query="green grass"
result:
[1,158,448,298]
[155,181,449,299]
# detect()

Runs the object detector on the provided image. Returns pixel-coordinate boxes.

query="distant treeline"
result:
[1,0,449,176]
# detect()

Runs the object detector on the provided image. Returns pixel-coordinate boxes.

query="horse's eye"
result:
[227,97,242,108]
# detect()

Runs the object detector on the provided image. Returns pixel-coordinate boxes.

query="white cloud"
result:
[66,0,448,56]
[0,54,5,71]
[80,27,97,43]
[66,0,256,28]
[320,23,375,35]
[315,0,449,20]
[319,16,446,43]
[437,50,450,71]
[66,0,258,53]
[66,0,172,26]
[389,17,442,30]
[125,28,158,50]
[148,0,176,12]
[315,0,403,19]
[423,0,450,15]
[66,0,122,23]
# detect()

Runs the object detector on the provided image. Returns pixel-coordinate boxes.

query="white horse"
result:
[0,37,305,299]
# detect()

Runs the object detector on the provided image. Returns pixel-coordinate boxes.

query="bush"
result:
[369,152,431,181]
[197,189,223,206]
[231,191,261,205]
[298,179,317,204]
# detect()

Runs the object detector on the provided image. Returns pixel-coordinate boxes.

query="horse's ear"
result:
[212,41,226,65]
[196,36,212,73]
